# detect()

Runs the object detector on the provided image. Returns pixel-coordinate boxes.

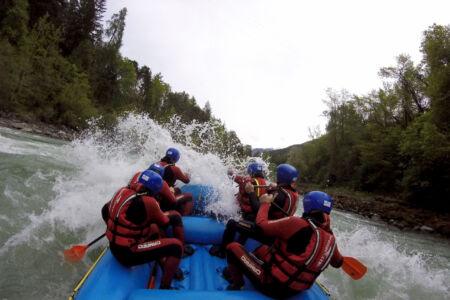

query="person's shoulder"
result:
[141,194,158,204]
[294,216,311,228]
[162,180,170,188]
[242,175,253,181]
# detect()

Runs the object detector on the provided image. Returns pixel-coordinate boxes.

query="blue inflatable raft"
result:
[69,185,331,300]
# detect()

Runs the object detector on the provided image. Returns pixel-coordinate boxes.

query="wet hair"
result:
[253,171,265,178]
[161,156,173,164]
[302,210,325,224]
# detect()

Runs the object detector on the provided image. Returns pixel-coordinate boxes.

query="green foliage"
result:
[287,137,329,183]
[0,0,29,45]
[357,125,403,192]
[56,70,96,128]
[421,24,450,131]
[23,17,95,127]
[400,113,450,209]
[0,38,28,111]
[322,89,366,186]
[105,8,126,50]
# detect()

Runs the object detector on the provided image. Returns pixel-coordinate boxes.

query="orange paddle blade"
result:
[148,276,156,289]
[147,263,159,289]
[342,256,367,280]
[64,244,88,262]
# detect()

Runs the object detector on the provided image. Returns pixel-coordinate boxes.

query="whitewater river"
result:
[0,115,449,300]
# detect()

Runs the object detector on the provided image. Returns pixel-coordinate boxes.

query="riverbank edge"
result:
[301,184,450,238]
[0,112,78,141]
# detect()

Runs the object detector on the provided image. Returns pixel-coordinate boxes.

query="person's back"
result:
[129,161,194,216]
[149,161,193,215]
[103,186,161,250]
[242,163,300,220]
[159,147,190,188]
[232,162,268,220]
[210,163,298,259]
[257,206,341,292]
[128,167,177,212]
[102,170,185,289]
[225,190,343,298]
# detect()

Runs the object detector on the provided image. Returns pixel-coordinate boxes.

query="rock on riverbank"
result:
[0,112,77,140]
[326,189,450,238]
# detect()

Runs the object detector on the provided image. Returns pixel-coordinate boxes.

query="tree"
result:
[61,0,106,56]
[105,7,126,50]
[0,0,29,45]
[379,55,428,127]
[400,113,450,210]
[28,0,66,29]
[421,24,450,131]
[203,101,212,119]
[137,65,153,111]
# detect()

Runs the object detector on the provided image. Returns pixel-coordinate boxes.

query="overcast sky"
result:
[106,0,449,149]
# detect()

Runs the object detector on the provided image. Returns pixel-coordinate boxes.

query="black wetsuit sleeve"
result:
[248,192,260,214]
[101,202,109,223]
[270,191,287,216]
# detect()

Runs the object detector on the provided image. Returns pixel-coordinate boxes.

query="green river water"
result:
[0,114,449,299]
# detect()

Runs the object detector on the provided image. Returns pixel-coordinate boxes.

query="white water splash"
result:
[1,113,254,253]
[0,127,65,158]
[319,212,450,299]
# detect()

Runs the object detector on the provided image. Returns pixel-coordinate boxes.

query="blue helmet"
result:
[303,191,333,214]
[247,162,264,177]
[148,163,165,177]
[138,170,163,194]
[276,164,299,185]
[165,147,180,163]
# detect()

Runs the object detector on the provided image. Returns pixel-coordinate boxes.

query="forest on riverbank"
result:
[0,0,249,158]
[269,24,450,213]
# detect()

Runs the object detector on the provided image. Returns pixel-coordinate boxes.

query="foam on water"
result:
[318,211,450,299]
[0,127,65,158]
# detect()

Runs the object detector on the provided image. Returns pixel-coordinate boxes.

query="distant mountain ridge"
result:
[252,142,307,165]
[251,148,273,156]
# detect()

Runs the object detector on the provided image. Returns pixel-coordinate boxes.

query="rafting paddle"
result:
[64,233,105,262]
[147,262,159,289]
[342,256,367,280]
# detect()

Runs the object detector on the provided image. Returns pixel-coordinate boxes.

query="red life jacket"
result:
[237,176,267,213]
[105,187,153,247]
[128,172,145,192]
[269,187,299,219]
[269,219,337,291]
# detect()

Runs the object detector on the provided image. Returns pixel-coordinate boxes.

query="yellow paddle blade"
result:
[64,244,88,262]
[342,256,367,280]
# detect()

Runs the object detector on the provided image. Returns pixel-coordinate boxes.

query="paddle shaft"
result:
[87,233,106,247]
[147,262,158,289]
[272,201,289,217]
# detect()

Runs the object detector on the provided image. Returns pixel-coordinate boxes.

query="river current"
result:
[0,114,448,299]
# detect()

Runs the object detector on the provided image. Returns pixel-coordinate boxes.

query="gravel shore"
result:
[0,112,77,140]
